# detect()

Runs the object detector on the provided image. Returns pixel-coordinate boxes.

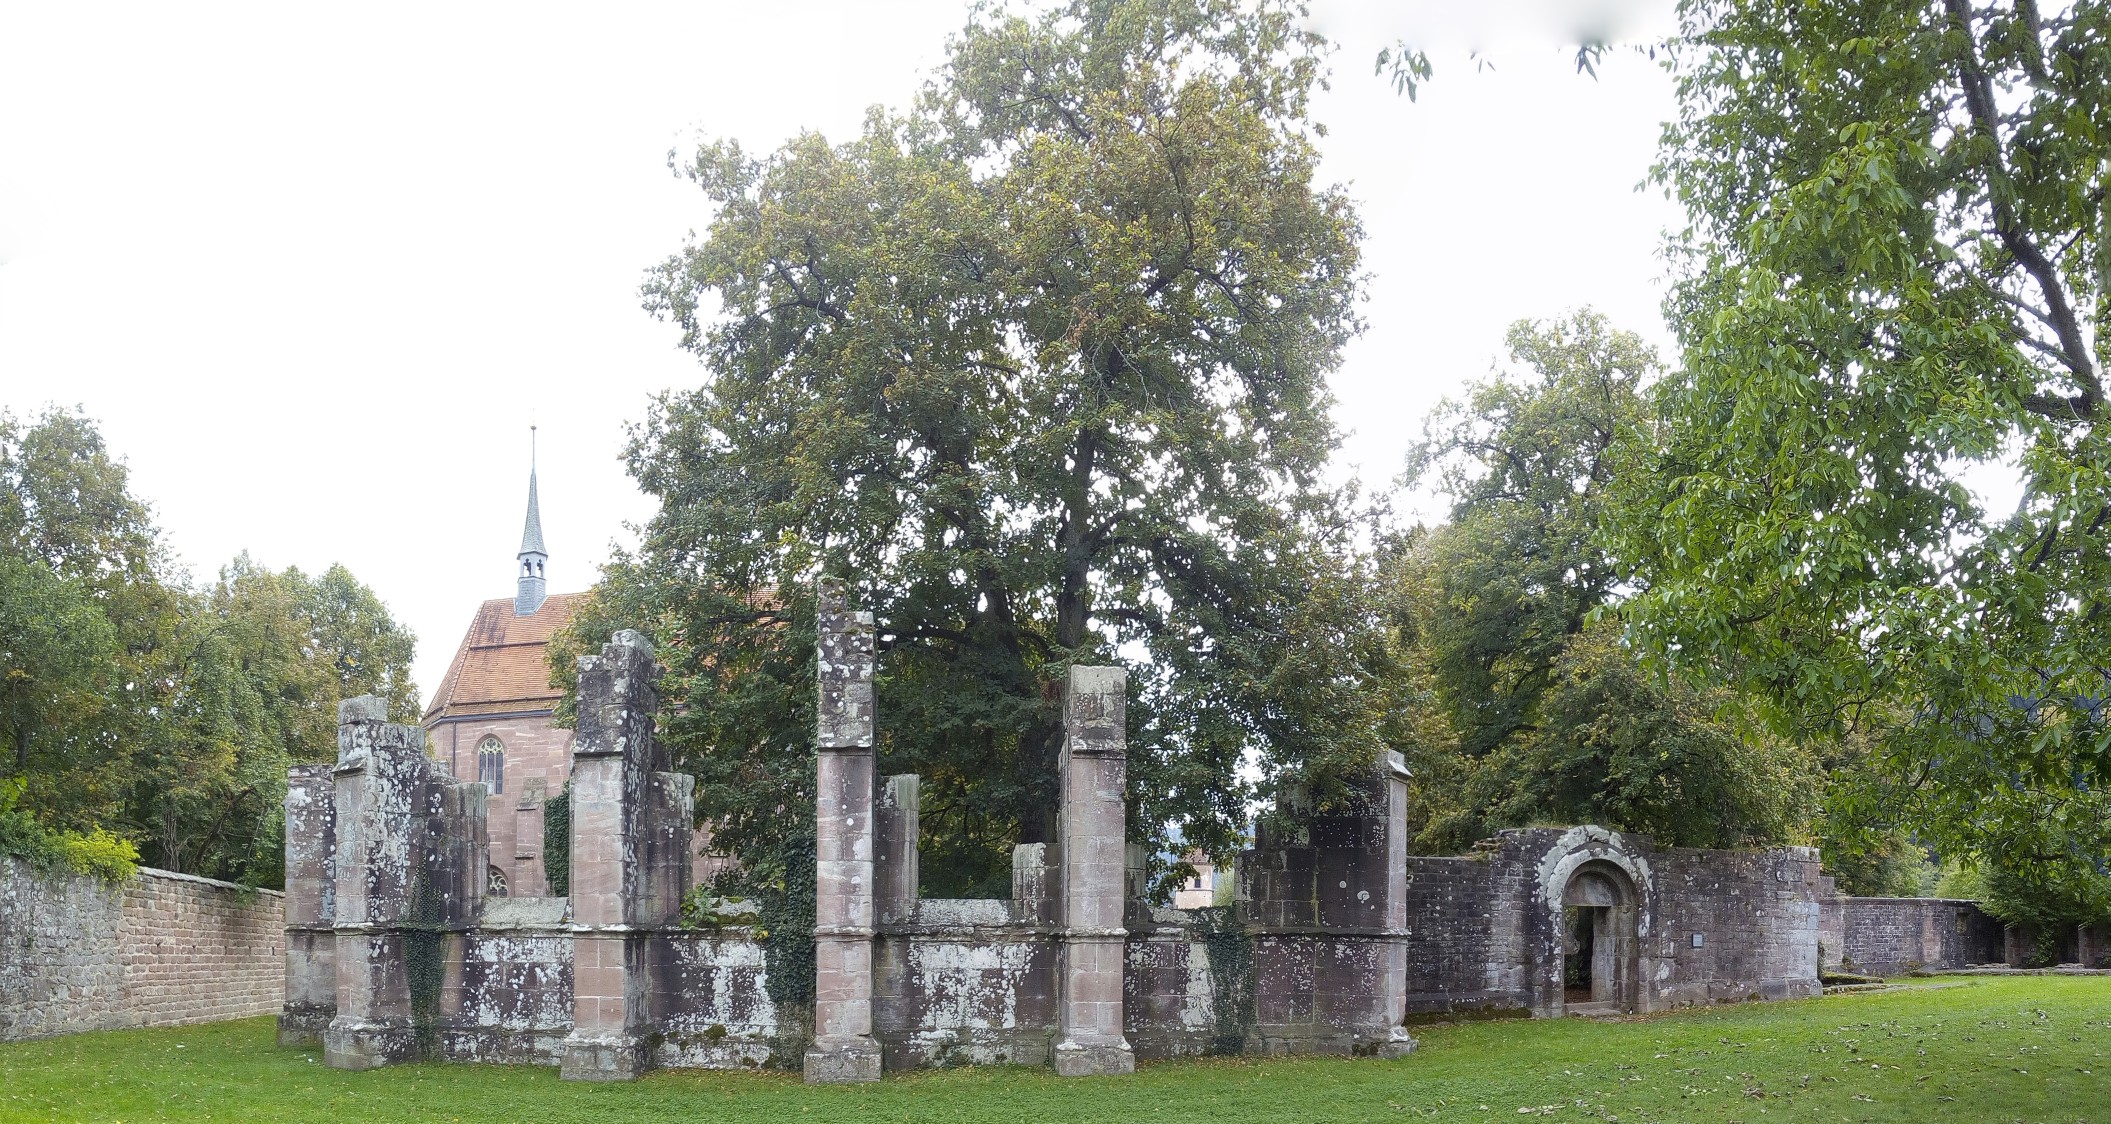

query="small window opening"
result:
[478,736,505,795]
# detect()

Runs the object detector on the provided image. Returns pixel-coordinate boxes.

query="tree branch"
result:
[1946,0,2103,420]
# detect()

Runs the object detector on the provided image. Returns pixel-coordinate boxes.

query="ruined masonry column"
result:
[560,630,676,1082]
[278,762,337,1047]
[323,696,421,1070]
[1053,665,1135,1077]
[805,578,883,1083]
[1378,749,1417,1057]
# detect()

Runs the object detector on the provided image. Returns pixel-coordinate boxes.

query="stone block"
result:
[1052,1039,1135,1076]
[805,1038,883,1083]
[560,1033,652,1081]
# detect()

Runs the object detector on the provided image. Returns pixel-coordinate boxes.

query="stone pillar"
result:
[805,579,883,1083]
[323,697,423,1070]
[1053,664,1134,1077]
[2079,923,2108,969]
[2004,923,2032,967]
[560,630,689,1082]
[875,774,920,925]
[279,763,338,1047]
[1376,749,1417,1057]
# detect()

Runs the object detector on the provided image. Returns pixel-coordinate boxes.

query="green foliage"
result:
[1193,906,1255,1055]
[677,887,760,929]
[541,780,570,898]
[1934,859,1989,901]
[55,828,143,884]
[1979,854,2111,931]
[0,779,138,883]
[1401,313,1652,762]
[1617,0,2111,908]
[575,0,1395,901]
[0,551,121,782]
[1389,312,1819,851]
[1821,828,1938,899]
[0,407,416,887]
[756,828,816,1009]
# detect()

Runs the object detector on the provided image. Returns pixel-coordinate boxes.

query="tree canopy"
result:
[1386,312,1818,852]
[564,0,1397,902]
[0,407,419,885]
[1612,0,2111,911]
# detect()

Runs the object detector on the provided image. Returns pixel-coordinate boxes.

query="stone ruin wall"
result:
[1822,896,2011,976]
[279,585,2000,1083]
[1390,829,1835,1020]
[1,857,284,1041]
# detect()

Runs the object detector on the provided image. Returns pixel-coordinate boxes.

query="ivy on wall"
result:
[404,868,445,1059]
[758,827,816,1010]
[1195,906,1255,1055]
[542,781,571,898]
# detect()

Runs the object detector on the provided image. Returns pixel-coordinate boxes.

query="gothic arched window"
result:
[477,736,505,795]
[488,865,509,897]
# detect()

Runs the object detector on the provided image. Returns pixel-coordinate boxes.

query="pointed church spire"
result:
[516,427,548,616]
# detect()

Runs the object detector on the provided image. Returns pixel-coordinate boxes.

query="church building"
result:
[421,446,585,897]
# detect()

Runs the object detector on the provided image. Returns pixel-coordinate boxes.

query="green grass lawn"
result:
[3,977,2107,1123]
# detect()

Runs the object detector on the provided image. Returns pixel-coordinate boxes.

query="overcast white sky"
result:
[0,1,1686,704]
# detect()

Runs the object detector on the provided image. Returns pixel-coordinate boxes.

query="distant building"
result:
[420,439,727,897]
[422,443,583,897]
[1172,850,1218,909]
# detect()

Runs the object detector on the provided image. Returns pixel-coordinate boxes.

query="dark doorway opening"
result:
[1557,865,1637,1015]
[1563,906,1601,1005]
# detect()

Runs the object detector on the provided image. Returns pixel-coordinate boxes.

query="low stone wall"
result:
[1,857,284,1041]
[1823,897,2005,976]
[1394,828,1829,1019]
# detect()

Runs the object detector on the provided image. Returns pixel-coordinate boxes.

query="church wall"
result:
[1649,846,1829,1006]
[872,899,1060,1069]
[431,715,575,897]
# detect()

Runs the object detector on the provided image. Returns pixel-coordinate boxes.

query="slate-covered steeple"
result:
[516,427,548,616]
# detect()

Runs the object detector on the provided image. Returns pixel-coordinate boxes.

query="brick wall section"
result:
[1,857,284,1041]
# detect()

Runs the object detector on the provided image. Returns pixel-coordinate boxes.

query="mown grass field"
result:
[2,976,2106,1123]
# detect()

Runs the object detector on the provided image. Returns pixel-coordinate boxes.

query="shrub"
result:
[57,828,141,883]
[0,782,139,884]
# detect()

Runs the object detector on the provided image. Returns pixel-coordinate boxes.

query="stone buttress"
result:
[278,762,338,1046]
[1052,665,1136,1076]
[804,579,884,1083]
[322,696,487,1069]
[558,630,694,1081]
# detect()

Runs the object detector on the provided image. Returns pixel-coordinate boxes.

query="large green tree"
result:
[1614,1,2111,908]
[0,553,120,782]
[570,0,1395,900]
[0,408,418,883]
[1390,312,1818,851]
[1,408,175,829]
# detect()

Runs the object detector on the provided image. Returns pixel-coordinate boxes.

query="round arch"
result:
[1533,827,1654,1016]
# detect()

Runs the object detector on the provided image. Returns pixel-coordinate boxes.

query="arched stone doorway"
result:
[1558,862,1639,1015]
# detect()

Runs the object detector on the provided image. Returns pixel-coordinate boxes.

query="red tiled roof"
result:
[423,592,588,723]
